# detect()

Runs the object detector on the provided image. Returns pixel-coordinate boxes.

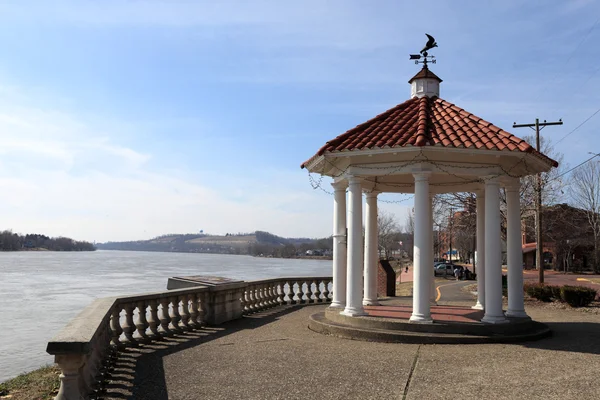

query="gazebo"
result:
[301,64,557,326]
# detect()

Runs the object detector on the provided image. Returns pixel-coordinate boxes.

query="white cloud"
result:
[0,82,338,242]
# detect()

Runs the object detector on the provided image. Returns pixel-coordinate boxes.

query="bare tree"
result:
[377,210,400,260]
[520,135,567,215]
[404,208,414,236]
[570,161,600,272]
[401,209,415,258]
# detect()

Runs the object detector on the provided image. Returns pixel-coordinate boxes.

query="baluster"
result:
[246,285,254,313]
[263,284,271,308]
[188,293,199,328]
[311,280,320,303]
[262,284,269,309]
[275,282,283,305]
[288,281,297,304]
[159,298,171,336]
[321,280,330,303]
[266,283,274,307]
[180,295,191,331]
[110,307,123,347]
[256,285,264,311]
[274,283,281,305]
[148,300,160,338]
[196,292,206,326]
[270,282,279,307]
[299,282,307,304]
[247,286,255,312]
[121,303,136,344]
[240,288,247,314]
[170,296,182,333]
[240,288,248,314]
[135,301,149,342]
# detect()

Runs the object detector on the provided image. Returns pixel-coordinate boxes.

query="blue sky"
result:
[0,0,598,242]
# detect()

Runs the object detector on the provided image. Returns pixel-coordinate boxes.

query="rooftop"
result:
[301,67,558,173]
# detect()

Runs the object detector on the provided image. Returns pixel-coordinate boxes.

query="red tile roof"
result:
[301,96,558,168]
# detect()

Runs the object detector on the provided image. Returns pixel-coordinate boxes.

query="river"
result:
[0,250,331,381]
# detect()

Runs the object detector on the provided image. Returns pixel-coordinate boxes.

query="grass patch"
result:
[396,281,413,297]
[0,365,60,400]
[585,278,600,284]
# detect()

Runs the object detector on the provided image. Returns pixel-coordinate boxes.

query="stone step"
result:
[309,312,552,344]
[325,308,543,336]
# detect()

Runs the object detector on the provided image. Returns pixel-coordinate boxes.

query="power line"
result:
[550,152,600,182]
[554,106,600,145]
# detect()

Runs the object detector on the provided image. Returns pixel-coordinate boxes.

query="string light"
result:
[307,147,542,201]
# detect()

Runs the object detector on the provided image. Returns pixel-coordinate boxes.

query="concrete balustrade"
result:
[241,278,332,314]
[47,276,332,400]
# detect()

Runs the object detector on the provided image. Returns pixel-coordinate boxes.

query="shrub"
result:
[559,286,598,308]
[524,283,554,302]
[549,285,562,299]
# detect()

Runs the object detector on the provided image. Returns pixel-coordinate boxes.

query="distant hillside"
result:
[96,231,332,258]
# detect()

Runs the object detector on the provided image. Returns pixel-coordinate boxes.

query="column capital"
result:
[504,178,521,192]
[413,171,432,181]
[483,176,500,185]
[331,180,348,191]
[364,190,380,199]
[345,174,362,185]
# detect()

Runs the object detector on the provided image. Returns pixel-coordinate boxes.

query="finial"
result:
[409,34,438,68]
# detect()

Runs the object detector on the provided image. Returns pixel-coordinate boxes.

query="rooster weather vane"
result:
[409,34,438,67]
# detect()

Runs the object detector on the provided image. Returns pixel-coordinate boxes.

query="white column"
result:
[410,172,433,323]
[482,178,508,324]
[330,181,347,308]
[506,181,528,318]
[342,176,366,316]
[473,190,485,310]
[429,194,436,304]
[363,191,380,306]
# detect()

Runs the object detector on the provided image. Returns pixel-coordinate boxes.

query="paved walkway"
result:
[101,298,600,400]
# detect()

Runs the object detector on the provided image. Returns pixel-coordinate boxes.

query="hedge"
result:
[523,283,558,302]
[523,283,598,307]
[559,286,597,307]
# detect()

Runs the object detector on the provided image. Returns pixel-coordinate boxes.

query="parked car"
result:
[434,263,456,276]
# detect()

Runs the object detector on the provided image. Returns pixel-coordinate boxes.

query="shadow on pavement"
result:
[521,321,600,355]
[99,304,309,400]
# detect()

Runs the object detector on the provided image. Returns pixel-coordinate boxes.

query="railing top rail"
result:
[245,276,332,285]
[113,285,212,305]
[47,297,116,355]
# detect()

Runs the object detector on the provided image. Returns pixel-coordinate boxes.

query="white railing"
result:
[46,277,332,400]
[242,277,332,313]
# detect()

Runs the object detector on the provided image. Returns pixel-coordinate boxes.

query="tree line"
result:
[0,231,96,251]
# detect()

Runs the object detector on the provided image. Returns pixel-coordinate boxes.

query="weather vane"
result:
[409,34,438,67]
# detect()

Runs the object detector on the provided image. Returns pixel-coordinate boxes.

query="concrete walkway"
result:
[101,301,600,400]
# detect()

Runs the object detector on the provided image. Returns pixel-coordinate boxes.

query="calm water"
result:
[0,250,331,381]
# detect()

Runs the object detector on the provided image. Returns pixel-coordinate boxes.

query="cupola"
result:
[408,66,442,98]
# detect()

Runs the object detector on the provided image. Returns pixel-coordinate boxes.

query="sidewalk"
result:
[101,302,600,400]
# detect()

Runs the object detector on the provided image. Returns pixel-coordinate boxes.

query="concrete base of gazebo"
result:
[309,306,551,344]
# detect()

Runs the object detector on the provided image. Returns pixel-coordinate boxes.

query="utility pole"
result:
[513,118,563,284]
[448,208,454,263]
